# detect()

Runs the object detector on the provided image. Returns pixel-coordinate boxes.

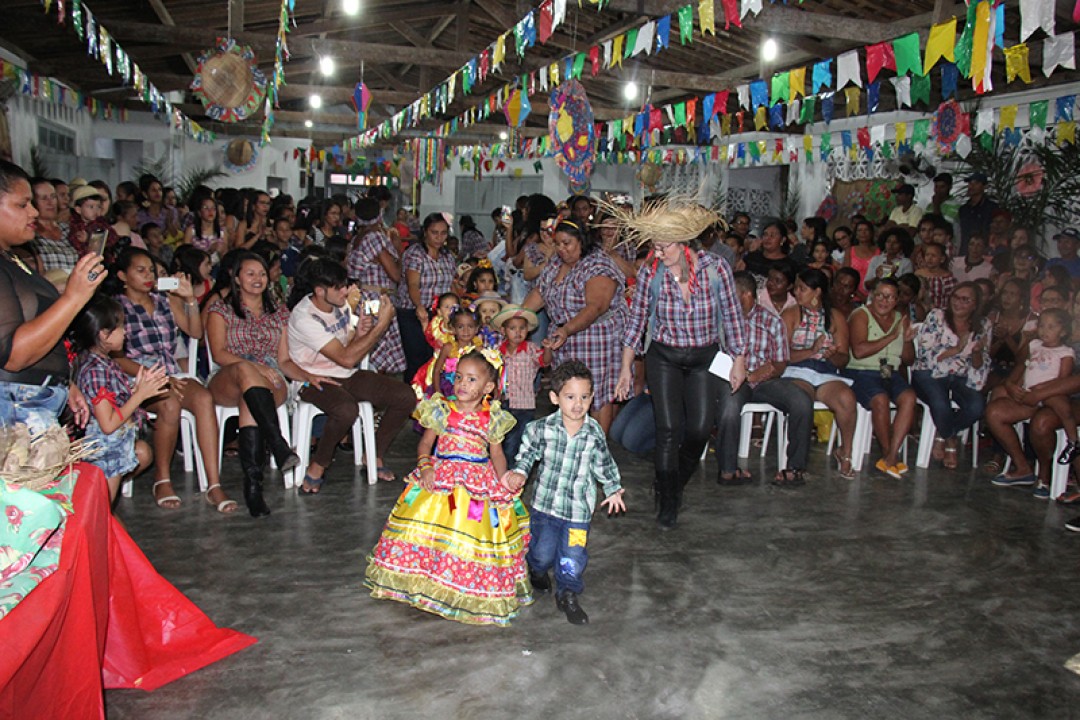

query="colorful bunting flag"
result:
[657,15,671,50]
[771,72,789,105]
[699,0,716,35]
[866,43,896,84]
[1005,44,1032,84]
[941,62,959,99]
[721,0,740,29]
[1030,99,1048,128]
[678,5,694,45]
[925,18,957,72]
[812,60,832,93]
[844,86,861,116]
[893,33,922,76]
[1020,0,1055,42]
[837,50,862,88]
[891,76,911,108]
[911,73,931,106]
[789,67,805,99]
[1043,32,1075,76]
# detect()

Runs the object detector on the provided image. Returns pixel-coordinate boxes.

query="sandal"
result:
[299,474,325,495]
[205,483,238,514]
[981,457,1004,476]
[943,446,959,470]
[1057,492,1080,506]
[833,448,855,480]
[932,437,946,462]
[152,479,182,509]
[376,466,397,482]
[772,469,807,487]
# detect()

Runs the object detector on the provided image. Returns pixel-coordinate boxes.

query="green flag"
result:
[678,5,694,45]
[913,118,930,144]
[911,74,931,106]
[1030,99,1048,128]
[771,72,790,105]
[955,0,978,78]
[893,33,923,76]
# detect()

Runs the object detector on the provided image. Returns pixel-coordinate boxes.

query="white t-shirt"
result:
[889,204,924,228]
[287,295,357,379]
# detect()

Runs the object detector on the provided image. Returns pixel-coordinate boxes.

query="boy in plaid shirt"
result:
[502,360,626,625]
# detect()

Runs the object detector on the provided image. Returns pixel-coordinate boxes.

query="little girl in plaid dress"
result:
[72,296,169,501]
[347,200,406,375]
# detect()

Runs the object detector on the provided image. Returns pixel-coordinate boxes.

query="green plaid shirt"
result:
[513,412,622,523]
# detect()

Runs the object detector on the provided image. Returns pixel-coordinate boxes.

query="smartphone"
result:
[363,298,381,316]
[156,277,180,292]
[88,230,108,258]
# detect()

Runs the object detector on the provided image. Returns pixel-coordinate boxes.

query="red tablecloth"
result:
[0,464,257,720]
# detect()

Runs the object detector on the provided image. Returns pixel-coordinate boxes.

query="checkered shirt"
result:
[118,293,181,375]
[206,299,290,367]
[535,251,627,410]
[32,234,78,272]
[395,242,456,310]
[924,273,957,310]
[513,412,622,523]
[76,351,146,425]
[348,229,406,373]
[744,303,790,386]
[500,340,544,410]
[459,229,490,260]
[623,251,748,356]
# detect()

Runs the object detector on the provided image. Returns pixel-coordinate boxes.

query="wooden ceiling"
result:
[0,1,1075,146]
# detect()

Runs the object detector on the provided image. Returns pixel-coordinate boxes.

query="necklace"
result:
[4,251,32,275]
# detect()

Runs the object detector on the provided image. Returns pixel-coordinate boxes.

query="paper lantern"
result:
[547,80,595,194]
[190,38,267,123]
[503,88,531,127]
[352,82,372,130]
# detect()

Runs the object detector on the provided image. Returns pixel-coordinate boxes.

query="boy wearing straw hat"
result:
[493,304,548,463]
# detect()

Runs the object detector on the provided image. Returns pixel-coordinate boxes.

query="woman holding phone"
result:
[112,246,231,512]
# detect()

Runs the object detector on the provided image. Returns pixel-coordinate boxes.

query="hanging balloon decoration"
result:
[352,82,372,130]
[548,80,596,194]
[190,38,267,123]
[504,88,531,128]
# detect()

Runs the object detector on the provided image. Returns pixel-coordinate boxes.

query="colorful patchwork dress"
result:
[364,394,532,626]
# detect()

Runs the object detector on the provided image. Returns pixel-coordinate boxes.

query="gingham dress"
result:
[535,251,626,410]
[394,243,456,311]
[348,229,406,373]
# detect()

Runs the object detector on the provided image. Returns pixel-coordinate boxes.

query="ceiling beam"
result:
[101,20,474,69]
[145,0,197,74]
[287,3,459,39]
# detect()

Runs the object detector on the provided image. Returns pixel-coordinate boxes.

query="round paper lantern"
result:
[548,80,595,194]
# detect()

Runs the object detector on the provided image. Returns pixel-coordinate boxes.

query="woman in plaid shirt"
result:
[616,202,748,530]
[395,214,457,383]
[347,197,406,375]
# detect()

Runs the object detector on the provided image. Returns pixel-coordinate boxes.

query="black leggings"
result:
[397,307,430,384]
[646,342,720,482]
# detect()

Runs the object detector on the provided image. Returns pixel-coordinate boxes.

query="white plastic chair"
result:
[852,402,909,472]
[290,357,379,487]
[737,403,783,465]
[915,399,980,469]
[205,336,292,487]
[1051,429,1074,500]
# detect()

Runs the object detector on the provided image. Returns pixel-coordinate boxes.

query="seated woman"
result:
[846,277,917,479]
[757,259,798,316]
[206,251,303,517]
[866,227,914,281]
[911,282,990,469]
[112,247,229,512]
[780,269,858,479]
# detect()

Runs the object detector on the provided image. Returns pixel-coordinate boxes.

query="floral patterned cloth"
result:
[913,309,992,391]
[0,468,78,619]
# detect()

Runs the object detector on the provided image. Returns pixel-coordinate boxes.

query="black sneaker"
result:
[1059,440,1080,465]
[529,570,551,595]
[1066,516,1080,533]
[556,591,589,625]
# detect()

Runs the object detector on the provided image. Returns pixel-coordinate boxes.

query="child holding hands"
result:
[502,361,626,625]
[365,351,533,626]
[73,296,171,503]
[493,305,548,464]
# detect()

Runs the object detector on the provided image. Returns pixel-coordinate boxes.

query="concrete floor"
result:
[106,426,1080,720]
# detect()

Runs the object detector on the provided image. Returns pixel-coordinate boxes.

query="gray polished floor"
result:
[106,427,1080,720]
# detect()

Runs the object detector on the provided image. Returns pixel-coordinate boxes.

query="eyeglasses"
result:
[953,294,976,303]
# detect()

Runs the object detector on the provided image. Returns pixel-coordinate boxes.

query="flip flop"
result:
[376,466,397,482]
[299,474,325,494]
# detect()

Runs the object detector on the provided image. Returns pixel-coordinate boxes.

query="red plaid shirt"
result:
[206,299,290,366]
[623,251,747,355]
[744,304,789,386]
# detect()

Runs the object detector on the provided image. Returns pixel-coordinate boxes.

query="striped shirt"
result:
[622,251,747,355]
[500,340,544,410]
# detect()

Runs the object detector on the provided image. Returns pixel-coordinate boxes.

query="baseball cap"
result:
[1054,228,1080,241]
[967,172,989,183]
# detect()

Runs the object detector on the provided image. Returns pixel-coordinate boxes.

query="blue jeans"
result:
[0,381,69,435]
[609,393,656,455]
[502,408,535,467]
[911,370,986,440]
[526,510,590,595]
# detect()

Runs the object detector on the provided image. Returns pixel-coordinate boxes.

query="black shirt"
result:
[0,253,69,384]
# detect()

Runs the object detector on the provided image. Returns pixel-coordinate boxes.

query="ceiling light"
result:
[319,56,335,76]
[762,38,779,62]
[304,119,314,128]
[623,81,638,101]
[342,0,360,16]
[498,131,508,140]
[309,94,322,109]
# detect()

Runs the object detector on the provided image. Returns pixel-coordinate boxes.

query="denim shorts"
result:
[0,381,69,435]
[846,368,911,410]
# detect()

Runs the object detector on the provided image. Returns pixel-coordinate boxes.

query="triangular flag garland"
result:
[19,0,213,142]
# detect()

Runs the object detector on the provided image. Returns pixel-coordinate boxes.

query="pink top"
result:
[1024,339,1074,389]
[848,248,880,295]
[500,340,544,410]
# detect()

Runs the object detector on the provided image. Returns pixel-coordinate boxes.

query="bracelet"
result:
[416,454,434,471]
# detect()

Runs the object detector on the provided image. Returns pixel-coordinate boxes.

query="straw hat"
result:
[600,196,725,248]
[473,291,507,310]
[71,185,103,205]
[492,304,538,332]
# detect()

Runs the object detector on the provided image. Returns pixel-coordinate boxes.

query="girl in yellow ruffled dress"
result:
[365,350,533,626]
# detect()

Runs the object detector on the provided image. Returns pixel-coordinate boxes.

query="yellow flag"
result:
[493,34,507,68]
[721,113,731,135]
[1058,120,1076,146]
[803,134,813,154]
[1004,44,1032,84]
[924,18,957,72]
[754,106,767,130]
[895,121,907,144]
[844,86,861,116]
[699,0,715,36]
[550,63,560,86]
[1000,105,1018,130]
[789,67,806,99]
[970,1,990,87]
[613,35,624,67]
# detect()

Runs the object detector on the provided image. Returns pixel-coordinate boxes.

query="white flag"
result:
[890,76,911,108]
[741,0,763,19]
[837,50,863,89]
[1020,0,1055,42]
[870,125,885,146]
[634,21,655,57]
[1043,32,1076,77]
[553,0,567,28]
[737,84,750,110]
[976,108,995,136]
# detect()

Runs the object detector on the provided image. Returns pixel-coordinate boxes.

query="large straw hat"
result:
[492,304,539,332]
[71,185,102,205]
[600,196,726,248]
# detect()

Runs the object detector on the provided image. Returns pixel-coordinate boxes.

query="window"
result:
[37,121,76,155]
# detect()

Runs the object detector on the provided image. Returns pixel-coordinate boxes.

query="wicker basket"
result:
[0,425,98,492]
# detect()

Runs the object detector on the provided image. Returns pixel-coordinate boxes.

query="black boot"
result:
[529,569,551,595]
[556,591,589,625]
[655,471,679,530]
[239,426,271,518]
[242,387,300,472]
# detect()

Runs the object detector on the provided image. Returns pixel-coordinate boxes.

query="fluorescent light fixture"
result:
[309,94,323,109]
[762,38,779,62]
[342,0,360,16]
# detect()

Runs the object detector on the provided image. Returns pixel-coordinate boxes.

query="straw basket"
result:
[0,424,98,492]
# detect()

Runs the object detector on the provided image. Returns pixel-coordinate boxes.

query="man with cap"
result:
[957,172,997,257]
[1046,228,1080,288]
[886,183,923,233]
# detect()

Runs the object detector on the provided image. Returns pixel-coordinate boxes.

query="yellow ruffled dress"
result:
[364,394,533,626]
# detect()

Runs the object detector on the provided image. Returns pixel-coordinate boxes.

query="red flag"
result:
[686,98,698,125]
[649,107,664,132]
[865,42,896,84]
[589,46,600,77]
[857,127,870,148]
[722,0,741,29]
[715,90,730,115]
[538,0,554,44]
